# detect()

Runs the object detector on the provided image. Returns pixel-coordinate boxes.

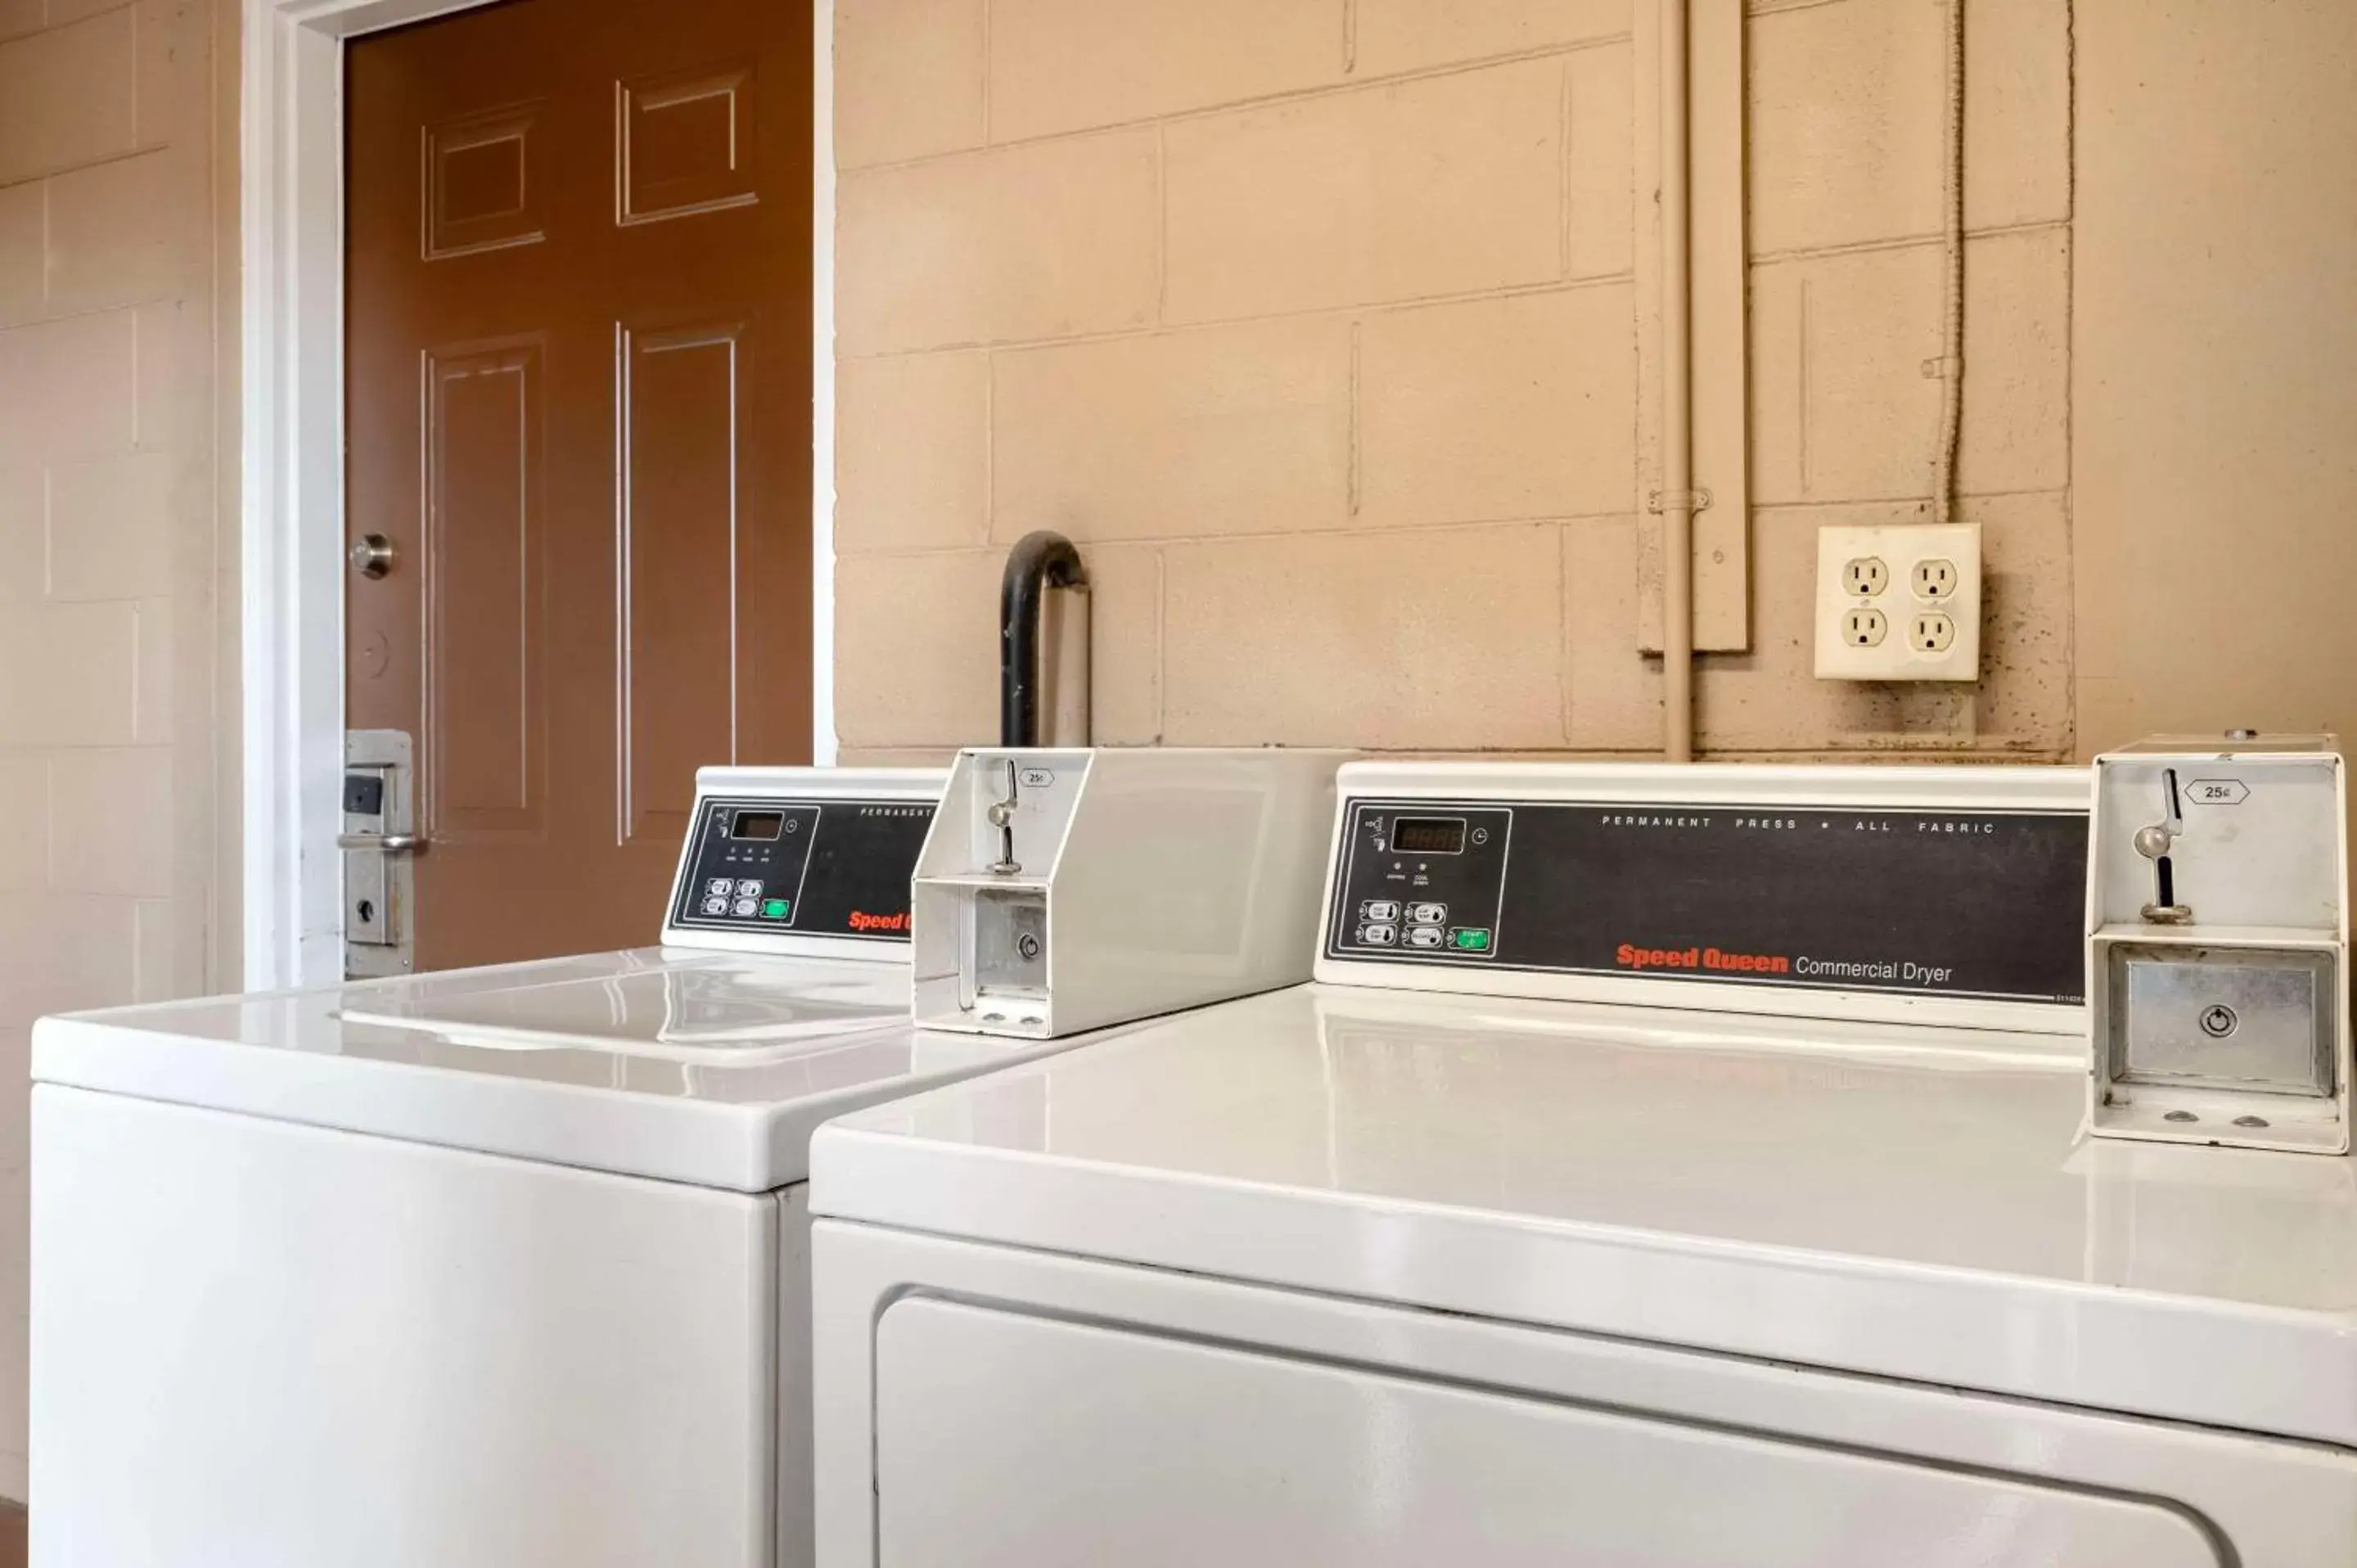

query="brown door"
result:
[345,0,813,971]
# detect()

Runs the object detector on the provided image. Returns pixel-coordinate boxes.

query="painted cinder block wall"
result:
[0,0,239,1498]
[2072,0,2357,763]
[829,0,2075,759]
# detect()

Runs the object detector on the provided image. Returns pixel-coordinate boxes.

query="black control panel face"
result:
[669,797,935,942]
[1327,798,2088,1004]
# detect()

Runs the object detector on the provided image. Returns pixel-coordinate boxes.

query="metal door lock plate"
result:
[2107,944,2336,1097]
[344,730,417,979]
[971,889,1048,1009]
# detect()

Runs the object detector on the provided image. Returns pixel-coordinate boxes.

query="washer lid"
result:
[812,982,2357,1449]
[336,955,911,1061]
[31,949,1067,1192]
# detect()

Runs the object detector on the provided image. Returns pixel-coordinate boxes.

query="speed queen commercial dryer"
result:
[809,760,2357,1566]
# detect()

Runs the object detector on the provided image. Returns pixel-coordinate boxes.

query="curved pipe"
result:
[1000,531,1087,746]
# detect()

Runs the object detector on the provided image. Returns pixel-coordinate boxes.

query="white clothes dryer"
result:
[31,748,1346,1568]
[809,761,2357,1567]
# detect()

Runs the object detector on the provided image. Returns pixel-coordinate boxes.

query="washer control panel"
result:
[1336,807,1512,959]
[668,795,935,943]
[1327,795,2088,1005]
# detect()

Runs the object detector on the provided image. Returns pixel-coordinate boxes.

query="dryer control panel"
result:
[660,767,944,957]
[1317,762,2093,1033]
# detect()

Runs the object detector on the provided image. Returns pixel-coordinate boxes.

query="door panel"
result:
[347,0,812,972]
[620,62,761,223]
[425,339,544,838]
[424,105,547,258]
[815,1225,2357,1568]
[620,322,744,848]
[874,1296,2224,1568]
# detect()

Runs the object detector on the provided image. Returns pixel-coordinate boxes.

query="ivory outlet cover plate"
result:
[1813,522,1981,682]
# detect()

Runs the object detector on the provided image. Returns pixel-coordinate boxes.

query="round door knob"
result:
[350,534,396,579]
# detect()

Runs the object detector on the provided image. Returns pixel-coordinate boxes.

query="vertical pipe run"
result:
[1660,0,1695,763]
[1932,0,1967,525]
[999,532,1087,747]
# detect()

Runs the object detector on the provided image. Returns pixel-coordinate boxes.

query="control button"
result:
[731,897,759,917]
[1360,899,1400,922]
[1408,902,1447,926]
[706,878,733,897]
[1405,926,1444,948]
[1357,922,1397,947]
[760,898,791,921]
[735,879,764,898]
[700,896,728,917]
[1448,927,1493,953]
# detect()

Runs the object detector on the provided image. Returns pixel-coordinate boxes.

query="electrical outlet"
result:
[1843,607,1886,647]
[1912,557,1958,600]
[1814,522,1981,681]
[1843,556,1888,597]
[1908,610,1955,653]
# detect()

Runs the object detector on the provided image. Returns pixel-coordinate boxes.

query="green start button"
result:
[761,899,791,921]
[1449,927,1491,952]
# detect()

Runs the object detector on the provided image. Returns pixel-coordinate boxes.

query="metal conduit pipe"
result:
[1931,0,1966,524]
[1660,0,1695,763]
[999,531,1087,747]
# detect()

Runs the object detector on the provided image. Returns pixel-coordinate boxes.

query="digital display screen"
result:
[731,810,786,841]
[1391,817,1466,855]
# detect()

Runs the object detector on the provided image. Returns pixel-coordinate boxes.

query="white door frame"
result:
[239,0,838,989]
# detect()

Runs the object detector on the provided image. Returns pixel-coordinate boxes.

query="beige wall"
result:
[829,0,2072,760]
[0,0,237,1498]
[2074,0,2357,768]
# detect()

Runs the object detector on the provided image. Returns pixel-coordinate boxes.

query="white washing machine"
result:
[30,747,1345,1568]
[809,761,2357,1566]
